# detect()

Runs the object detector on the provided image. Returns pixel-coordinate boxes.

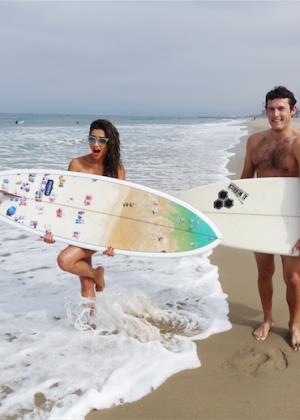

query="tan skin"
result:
[44,128,125,299]
[241,97,300,350]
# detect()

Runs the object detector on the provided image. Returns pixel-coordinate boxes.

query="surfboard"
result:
[0,169,221,257]
[179,177,300,256]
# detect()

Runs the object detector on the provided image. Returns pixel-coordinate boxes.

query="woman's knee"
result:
[57,252,71,271]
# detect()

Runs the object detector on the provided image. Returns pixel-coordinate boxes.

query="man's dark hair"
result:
[89,119,122,178]
[265,86,297,110]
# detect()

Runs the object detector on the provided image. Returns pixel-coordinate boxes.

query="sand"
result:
[87,117,300,420]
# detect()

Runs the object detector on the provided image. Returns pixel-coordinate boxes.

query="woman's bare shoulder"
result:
[68,156,89,172]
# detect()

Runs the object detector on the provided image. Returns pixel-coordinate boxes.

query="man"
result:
[241,86,300,351]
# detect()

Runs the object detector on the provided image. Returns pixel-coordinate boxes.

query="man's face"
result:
[266,98,296,131]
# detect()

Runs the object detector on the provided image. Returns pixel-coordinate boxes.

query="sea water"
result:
[0,114,248,419]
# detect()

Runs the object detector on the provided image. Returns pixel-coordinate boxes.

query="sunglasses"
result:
[88,135,109,145]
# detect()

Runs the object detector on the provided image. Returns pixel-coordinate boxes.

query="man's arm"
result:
[241,135,256,179]
[292,139,300,177]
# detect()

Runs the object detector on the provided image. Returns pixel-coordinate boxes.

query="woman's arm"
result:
[117,164,126,180]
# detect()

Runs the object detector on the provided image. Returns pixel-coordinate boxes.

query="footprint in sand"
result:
[223,344,288,378]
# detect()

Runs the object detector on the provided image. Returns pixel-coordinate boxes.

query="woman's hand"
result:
[42,231,56,244]
[103,246,115,257]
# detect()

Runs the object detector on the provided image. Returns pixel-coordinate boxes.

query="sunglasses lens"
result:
[88,136,108,144]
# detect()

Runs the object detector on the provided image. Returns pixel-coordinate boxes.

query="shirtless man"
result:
[241,86,300,351]
[44,119,125,300]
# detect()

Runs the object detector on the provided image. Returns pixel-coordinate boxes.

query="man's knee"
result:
[284,272,300,287]
[282,256,300,287]
[255,253,275,280]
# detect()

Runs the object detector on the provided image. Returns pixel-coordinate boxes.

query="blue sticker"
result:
[44,179,54,196]
[6,206,17,216]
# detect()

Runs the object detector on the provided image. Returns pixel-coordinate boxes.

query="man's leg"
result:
[253,252,275,341]
[281,255,300,351]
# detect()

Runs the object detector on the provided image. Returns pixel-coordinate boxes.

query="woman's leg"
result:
[57,246,105,294]
[80,255,96,298]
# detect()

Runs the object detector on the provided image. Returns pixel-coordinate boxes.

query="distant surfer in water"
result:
[43,119,125,300]
[241,86,300,350]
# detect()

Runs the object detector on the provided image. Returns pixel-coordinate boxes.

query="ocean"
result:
[0,114,248,419]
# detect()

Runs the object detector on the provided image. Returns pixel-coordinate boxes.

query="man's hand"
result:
[292,239,300,255]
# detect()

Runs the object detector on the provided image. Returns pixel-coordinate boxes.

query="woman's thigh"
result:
[58,245,95,265]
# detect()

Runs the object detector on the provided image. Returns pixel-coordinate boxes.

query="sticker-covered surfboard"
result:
[0,169,221,257]
[179,177,300,256]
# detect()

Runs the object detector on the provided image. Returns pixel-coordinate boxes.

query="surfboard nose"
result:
[169,201,221,254]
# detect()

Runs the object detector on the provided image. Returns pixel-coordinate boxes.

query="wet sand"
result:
[87,117,300,420]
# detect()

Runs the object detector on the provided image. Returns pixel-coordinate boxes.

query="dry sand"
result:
[87,117,300,420]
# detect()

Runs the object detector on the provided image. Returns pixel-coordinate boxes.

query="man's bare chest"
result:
[252,138,297,173]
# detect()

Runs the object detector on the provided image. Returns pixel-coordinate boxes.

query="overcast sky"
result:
[1,1,300,117]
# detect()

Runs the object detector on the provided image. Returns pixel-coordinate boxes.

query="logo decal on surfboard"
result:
[214,190,234,210]
[228,182,249,203]
[214,183,249,209]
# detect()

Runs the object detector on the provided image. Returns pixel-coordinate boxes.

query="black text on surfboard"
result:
[227,182,249,203]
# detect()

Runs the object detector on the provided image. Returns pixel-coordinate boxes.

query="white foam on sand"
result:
[0,226,230,419]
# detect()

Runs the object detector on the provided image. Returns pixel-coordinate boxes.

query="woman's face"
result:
[88,128,109,160]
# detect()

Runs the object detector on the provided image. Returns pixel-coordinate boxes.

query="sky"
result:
[1,1,300,117]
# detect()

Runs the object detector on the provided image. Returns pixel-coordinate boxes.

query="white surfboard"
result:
[179,177,300,256]
[0,169,221,258]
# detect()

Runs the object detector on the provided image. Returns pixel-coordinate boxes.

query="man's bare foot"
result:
[94,266,105,292]
[290,325,300,351]
[253,321,273,341]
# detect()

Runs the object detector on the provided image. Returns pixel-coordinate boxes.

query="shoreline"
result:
[87,117,300,420]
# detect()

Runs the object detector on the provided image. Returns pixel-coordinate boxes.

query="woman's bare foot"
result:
[253,321,273,341]
[290,325,300,351]
[82,297,96,316]
[94,266,105,292]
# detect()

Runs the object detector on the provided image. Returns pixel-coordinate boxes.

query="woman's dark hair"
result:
[89,119,121,178]
[265,86,297,110]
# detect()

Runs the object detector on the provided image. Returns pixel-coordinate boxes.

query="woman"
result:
[44,119,125,299]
